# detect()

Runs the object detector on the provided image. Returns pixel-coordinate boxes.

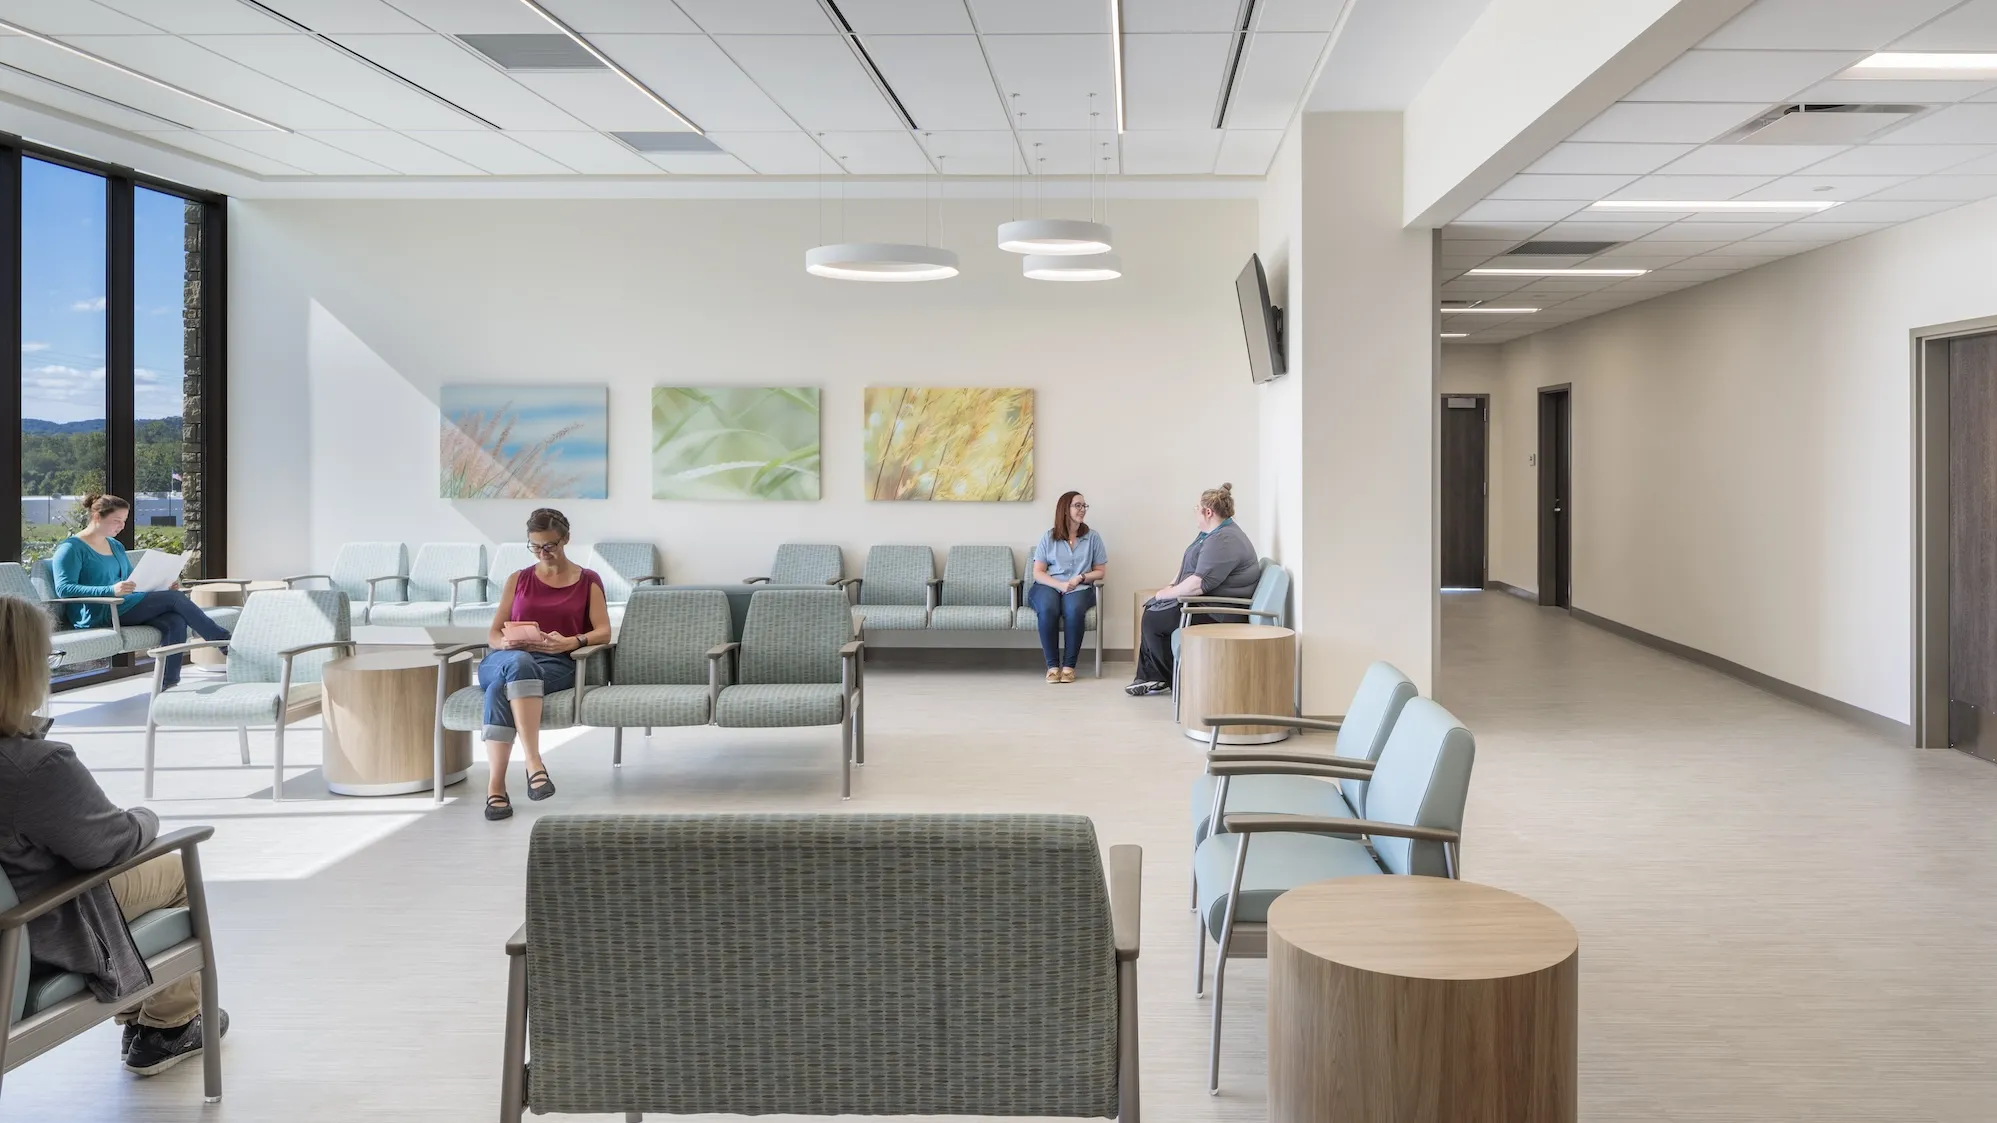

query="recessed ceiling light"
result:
[0,16,287,130]
[1441,306,1540,314]
[1467,267,1649,277]
[1589,199,1840,213]
[1847,52,1997,80]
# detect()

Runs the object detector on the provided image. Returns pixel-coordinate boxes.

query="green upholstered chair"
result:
[499,814,1141,1123]
[1014,580,1106,677]
[3,562,162,672]
[144,590,353,802]
[849,545,934,633]
[365,543,486,628]
[928,545,1019,632]
[1191,696,1475,1092]
[435,642,610,794]
[587,541,665,619]
[0,826,221,1103]
[449,543,537,627]
[744,543,843,587]
[577,590,733,764]
[283,541,406,624]
[712,589,865,799]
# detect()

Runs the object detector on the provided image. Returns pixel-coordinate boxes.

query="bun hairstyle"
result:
[1200,483,1236,521]
[79,493,130,520]
[525,507,571,540]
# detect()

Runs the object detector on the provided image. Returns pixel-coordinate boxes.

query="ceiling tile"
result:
[1455,199,1584,222]
[0,59,196,130]
[1019,128,1121,175]
[0,0,159,34]
[28,34,375,129]
[1801,144,1996,174]
[713,34,904,131]
[1531,220,1673,239]
[1699,240,1807,256]
[1936,149,1997,174]
[1119,129,1222,174]
[506,130,661,173]
[1875,103,1997,145]
[864,34,1008,131]
[1754,223,1887,243]
[1867,174,1997,201]
[88,0,285,33]
[967,0,1107,34]
[302,129,484,174]
[539,0,700,33]
[1642,221,1780,239]
[253,0,428,33]
[595,34,796,132]
[818,129,931,173]
[1525,143,1695,175]
[1609,174,1772,200]
[1215,128,1283,174]
[1797,78,1996,103]
[1438,237,1521,253]
[328,34,586,130]
[674,0,834,34]
[1591,242,1697,261]
[1488,174,1639,200]
[1703,0,1961,51]
[1568,102,1766,145]
[187,33,478,130]
[916,129,1016,174]
[203,128,398,173]
[1623,49,1859,102]
[981,34,1115,129]
[133,129,307,174]
[1795,198,1962,222]
[1444,222,1554,240]
[1123,0,1243,32]
[1654,144,1851,175]
[374,0,549,34]
[710,129,839,173]
[1893,0,1997,50]
[400,130,575,173]
[835,0,976,34]
[1123,33,1231,130]
[1732,174,1909,200]
[644,151,754,174]
[1225,32,1325,129]
[510,70,691,131]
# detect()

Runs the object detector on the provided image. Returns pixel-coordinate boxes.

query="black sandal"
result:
[526,770,557,801]
[484,794,513,821]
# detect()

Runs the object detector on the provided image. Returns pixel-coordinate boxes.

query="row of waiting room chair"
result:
[290,542,665,627]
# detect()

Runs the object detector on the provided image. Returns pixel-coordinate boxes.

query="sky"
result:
[20,156,191,425]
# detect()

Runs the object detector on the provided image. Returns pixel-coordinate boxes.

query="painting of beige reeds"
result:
[863,387,1034,502]
[440,385,608,499]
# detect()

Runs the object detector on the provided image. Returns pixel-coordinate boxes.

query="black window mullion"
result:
[200,197,226,577]
[105,175,134,548]
[0,145,18,564]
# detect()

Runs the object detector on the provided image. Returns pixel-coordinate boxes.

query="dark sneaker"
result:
[1125,680,1170,697]
[120,1022,140,1060]
[124,1010,227,1076]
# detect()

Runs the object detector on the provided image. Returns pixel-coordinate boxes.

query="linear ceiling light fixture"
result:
[818,0,921,132]
[239,0,500,130]
[1467,267,1649,277]
[1212,0,1260,128]
[0,17,288,130]
[1848,52,1997,79]
[1442,306,1540,314]
[1109,0,1126,133]
[1588,199,1839,213]
[1441,333,1469,338]
[513,0,703,135]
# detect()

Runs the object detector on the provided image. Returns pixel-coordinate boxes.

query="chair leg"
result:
[840,712,853,801]
[1096,625,1103,678]
[1208,836,1252,1095]
[613,727,623,767]
[644,726,652,738]
[270,719,287,803]
[500,952,527,1123]
[143,720,159,800]
[182,844,223,1103]
[237,725,250,766]
[853,690,865,766]
[1193,909,1207,997]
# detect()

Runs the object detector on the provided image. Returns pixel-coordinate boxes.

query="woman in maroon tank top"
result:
[475,508,611,821]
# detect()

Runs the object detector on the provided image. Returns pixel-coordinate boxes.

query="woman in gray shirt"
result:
[1128,483,1260,695]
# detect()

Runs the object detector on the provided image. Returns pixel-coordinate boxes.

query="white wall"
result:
[1450,195,1997,724]
[228,196,1261,647]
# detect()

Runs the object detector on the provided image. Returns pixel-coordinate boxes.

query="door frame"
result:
[1439,392,1489,590]
[1536,383,1572,608]
[1913,314,1997,748]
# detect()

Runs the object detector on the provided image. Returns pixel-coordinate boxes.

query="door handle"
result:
[1552,502,1564,513]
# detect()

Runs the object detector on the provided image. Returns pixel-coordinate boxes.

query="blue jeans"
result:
[122,590,230,688]
[475,650,575,744]
[1027,583,1095,669]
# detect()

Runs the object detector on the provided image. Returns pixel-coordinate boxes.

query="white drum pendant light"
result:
[805,242,959,282]
[1023,252,1122,282]
[997,217,1113,256]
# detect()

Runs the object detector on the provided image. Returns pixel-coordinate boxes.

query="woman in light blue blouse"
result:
[1027,490,1107,683]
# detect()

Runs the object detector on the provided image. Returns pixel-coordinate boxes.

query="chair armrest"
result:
[277,639,357,665]
[1207,759,1375,781]
[1187,605,1283,622]
[449,575,489,592]
[363,575,409,590]
[281,573,332,588]
[0,826,215,930]
[835,577,861,590]
[1204,713,1341,734]
[435,641,492,663]
[46,596,127,606]
[633,575,666,587]
[743,575,770,584]
[179,577,253,590]
[571,643,612,661]
[707,642,740,660]
[840,640,864,658]
[1219,812,1461,845]
[1108,843,1141,962]
[505,923,526,957]
[1208,748,1373,771]
[148,638,232,659]
[1178,594,1252,606]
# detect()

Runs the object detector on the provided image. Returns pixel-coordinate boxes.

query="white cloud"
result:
[23,364,106,406]
[20,341,49,352]
[70,296,106,312]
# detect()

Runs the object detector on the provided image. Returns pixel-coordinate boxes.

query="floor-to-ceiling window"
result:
[2,138,226,579]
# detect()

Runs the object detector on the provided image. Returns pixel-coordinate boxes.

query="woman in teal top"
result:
[51,494,229,689]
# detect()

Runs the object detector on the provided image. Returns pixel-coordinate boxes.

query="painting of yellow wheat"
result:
[863,387,1034,502]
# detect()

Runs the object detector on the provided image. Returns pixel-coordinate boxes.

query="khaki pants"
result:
[108,855,200,1029]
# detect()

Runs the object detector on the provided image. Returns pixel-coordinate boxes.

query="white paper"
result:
[126,548,184,593]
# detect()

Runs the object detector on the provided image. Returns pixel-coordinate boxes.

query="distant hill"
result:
[23,418,182,434]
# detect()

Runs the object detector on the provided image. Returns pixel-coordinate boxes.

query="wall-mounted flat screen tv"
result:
[1236,254,1285,383]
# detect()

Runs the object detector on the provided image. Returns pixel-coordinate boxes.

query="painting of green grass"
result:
[863,387,1034,502]
[652,386,821,501]
[441,385,607,499]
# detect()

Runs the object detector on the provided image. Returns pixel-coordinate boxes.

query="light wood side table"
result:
[321,649,472,797]
[1178,623,1296,744]
[1267,876,1579,1123]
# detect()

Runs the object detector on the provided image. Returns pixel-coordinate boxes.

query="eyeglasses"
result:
[1070,502,1089,510]
[526,541,564,556]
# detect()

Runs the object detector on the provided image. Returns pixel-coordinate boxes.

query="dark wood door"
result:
[1440,395,1488,589]
[1949,334,1997,761]
[1538,387,1572,608]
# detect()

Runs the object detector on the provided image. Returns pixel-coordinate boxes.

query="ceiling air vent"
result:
[1509,240,1621,256]
[457,34,605,71]
[612,132,724,154]
[1722,103,1925,145]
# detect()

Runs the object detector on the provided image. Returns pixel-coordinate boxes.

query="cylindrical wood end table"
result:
[1178,622,1296,744]
[1268,876,1579,1123]
[322,649,473,796]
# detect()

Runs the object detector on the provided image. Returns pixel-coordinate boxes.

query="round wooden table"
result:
[1178,623,1296,744]
[321,649,473,797]
[1267,876,1579,1123]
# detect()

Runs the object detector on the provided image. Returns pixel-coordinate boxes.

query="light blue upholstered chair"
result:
[0,826,221,1102]
[283,542,405,624]
[1173,559,1292,720]
[366,543,486,628]
[1191,696,1475,1091]
[450,543,537,626]
[850,544,934,633]
[929,545,1019,632]
[4,562,162,671]
[578,590,732,764]
[588,542,664,604]
[745,543,843,586]
[143,589,353,802]
[712,589,866,799]
[499,814,1140,1123]
[1014,581,1105,677]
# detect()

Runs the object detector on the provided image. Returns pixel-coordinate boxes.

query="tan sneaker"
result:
[1046,668,1061,683]
[1059,667,1076,683]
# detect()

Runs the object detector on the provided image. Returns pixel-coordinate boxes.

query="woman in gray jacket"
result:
[1128,482,1262,695]
[0,597,227,1075]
